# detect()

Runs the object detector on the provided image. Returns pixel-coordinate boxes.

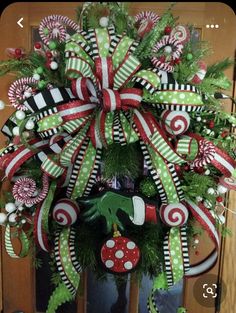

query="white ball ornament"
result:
[217,184,228,194]
[0,100,6,110]
[25,120,35,130]
[196,116,201,122]
[8,213,17,223]
[99,16,109,27]
[196,196,203,202]
[33,73,40,80]
[5,202,16,213]
[16,110,26,120]
[207,188,215,195]
[12,126,20,136]
[205,169,210,175]
[24,91,32,98]
[50,61,58,70]
[0,212,7,224]
[164,45,172,54]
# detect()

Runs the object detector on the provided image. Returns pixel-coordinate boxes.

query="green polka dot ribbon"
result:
[163,226,190,288]
[143,84,204,112]
[54,227,80,295]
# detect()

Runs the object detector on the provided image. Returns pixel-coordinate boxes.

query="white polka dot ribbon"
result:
[163,225,189,288]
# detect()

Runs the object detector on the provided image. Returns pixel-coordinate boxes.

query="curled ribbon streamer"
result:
[5,224,29,258]
[4,138,49,180]
[33,181,59,252]
[54,227,81,296]
[185,199,219,277]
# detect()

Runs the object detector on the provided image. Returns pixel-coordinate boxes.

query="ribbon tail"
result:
[46,282,74,313]
[5,224,29,258]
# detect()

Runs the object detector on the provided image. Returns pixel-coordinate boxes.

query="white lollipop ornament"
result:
[159,202,189,227]
[0,212,7,224]
[52,198,80,226]
[161,110,190,136]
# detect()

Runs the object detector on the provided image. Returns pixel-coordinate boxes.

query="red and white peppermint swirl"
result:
[159,203,189,227]
[151,35,183,72]
[161,110,190,135]
[170,25,190,44]
[8,77,38,111]
[135,11,160,37]
[12,174,49,205]
[192,140,215,168]
[219,176,236,190]
[52,198,80,226]
[39,15,80,46]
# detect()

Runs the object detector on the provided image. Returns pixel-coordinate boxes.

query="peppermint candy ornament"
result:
[170,25,190,44]
[52,198,80,226]
[12,174,49,206]
[189,61,207,84]
[101,235,140,273]
[161,110,190,135]
[135,11,160,38]
[159,203,189,227]
[151,35,183,72]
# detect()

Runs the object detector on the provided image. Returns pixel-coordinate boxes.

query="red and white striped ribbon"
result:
[95,57,114,89]
[5,139,48,180]
[58,100,96,121]
[185,199,219,277]
[34,201,51,252]
[133,109,154,141]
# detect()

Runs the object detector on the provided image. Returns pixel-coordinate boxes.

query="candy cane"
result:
[8,77,38,111]
[192,140,216,168]
[39,15,80,46]
[12,174,49,205]
[151,35,183,72]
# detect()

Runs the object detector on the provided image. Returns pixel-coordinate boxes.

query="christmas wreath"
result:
[0,2,236,313]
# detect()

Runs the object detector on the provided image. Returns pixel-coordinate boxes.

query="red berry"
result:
[175,165,181,172]
[184,164,190,171]
[46,51,53,59]
[15,48,22,56]
[159,55,166,63]
[164,26,172,34]
[208,120,215,129]
[216,196,223,202]
[34,42,42,49]
[45,61,51,69]
[174,58,181,65]
[195,167,205,174]
[221,130,228,138]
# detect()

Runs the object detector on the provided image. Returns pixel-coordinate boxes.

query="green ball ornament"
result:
[36,66,44,74]
[48,41,57,50]
[139,177,157,197]
[38,80,46,89]
[43,27,49,35]
[186,53,193,60]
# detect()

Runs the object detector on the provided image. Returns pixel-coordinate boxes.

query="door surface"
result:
[0,2,235,313]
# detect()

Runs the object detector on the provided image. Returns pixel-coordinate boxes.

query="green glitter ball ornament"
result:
[186,53,193,60]
[43,27,49,35]
[48,41,57,50]
[139,177,157,197]
[38,80,46,89]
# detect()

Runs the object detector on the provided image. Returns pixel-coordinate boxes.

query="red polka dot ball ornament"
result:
[159,202,189,227]
[52,198,80,226]
[101,233,140,274]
